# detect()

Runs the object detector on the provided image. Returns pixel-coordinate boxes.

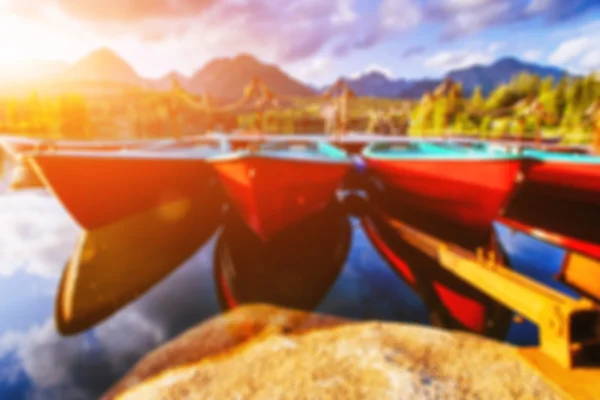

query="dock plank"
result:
[519,347,600,400]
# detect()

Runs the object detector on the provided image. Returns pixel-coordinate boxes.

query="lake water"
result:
[0,182,571,399]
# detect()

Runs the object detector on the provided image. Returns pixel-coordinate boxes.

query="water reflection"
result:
[0,186,435,399]
[3,158,569,399]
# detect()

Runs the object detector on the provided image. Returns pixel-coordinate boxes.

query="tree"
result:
[24,91,46,134]
[538,89,560,126]
[58,95,90,139]
[485,84,519,111]
[555,76,567,120]
[433,97,448,133]
[470,86,485,113]
[582,73,598,108]
[479,116,493,137]
[540,76,554,95]
[5,98,20,132]
[445,81,463,123]
[560,104,583,136]
[453,112,476,135]
[510,72,541,99]
[410,92,435,135]
[566,78,585,110]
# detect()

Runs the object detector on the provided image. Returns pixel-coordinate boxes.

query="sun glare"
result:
[0,17,52,65]
[0,13,90,78]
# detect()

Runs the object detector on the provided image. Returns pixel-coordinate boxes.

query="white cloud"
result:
[523,50,543,62]
[424,50,493,72]
[351,64,396,79]
[0,311,165,399]
[422,35,507,73]
[0,0,380,75]
[437,0,513,38]
[0,328,23,358]
[444,0,496,10]
[330,0,358,26]
[18,321,89,388]
[548,36,592,64]
[526,0,551,14]
[0,192,79,279]
[488,41,506,53]
[0,238,217,397]
[548,35,600,73]
[581,51,600,71]
[296,57,333,81]
[0,176,219,397]
[379,0,422,31]
[94,311,165,372]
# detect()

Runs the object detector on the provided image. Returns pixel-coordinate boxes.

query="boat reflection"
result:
[361,211,513,340]
[0,189,432,400]
[214,200,351,310]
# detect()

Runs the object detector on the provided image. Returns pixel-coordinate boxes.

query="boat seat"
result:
[260,141,319,152]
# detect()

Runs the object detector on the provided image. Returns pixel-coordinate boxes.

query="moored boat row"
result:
[8,136,353,334]
[1,133,598,340]
[360,140,600,338]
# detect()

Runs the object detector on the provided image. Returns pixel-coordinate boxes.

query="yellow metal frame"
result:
[386,218,600,370]
[559,252,600,301]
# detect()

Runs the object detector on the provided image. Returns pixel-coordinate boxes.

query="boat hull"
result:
[362,211,513,339]
[364,157,522,250]
[502,158,600,260]
[29,153,222,230]
[0,137,168,191]
[33,152,226,334]
[499,156,600,300]
[0,137,167,156]
[211,155,350,241]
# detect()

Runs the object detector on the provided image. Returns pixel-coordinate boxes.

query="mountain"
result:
[339,71,410,98]
[445,57,568,95]
[401,57,569,98]
[0,47,573,102]
[152,71,192,91]
[12,49,315,98]
[326,57,570,99]
[396,79,441,99]
[188,54,315,99]
[63,47,144,85]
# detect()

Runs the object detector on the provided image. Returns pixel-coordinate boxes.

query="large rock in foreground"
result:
[103,304,349,399]
[108,304,562,400]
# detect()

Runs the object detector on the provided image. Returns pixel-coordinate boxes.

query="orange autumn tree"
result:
[585,98,600,154]
[58,94,91,139]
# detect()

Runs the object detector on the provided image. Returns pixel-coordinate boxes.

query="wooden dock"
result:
[382,216,600,399]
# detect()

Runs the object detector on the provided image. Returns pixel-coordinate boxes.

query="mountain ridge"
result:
[0,47,576,100]
[340,57,570,98]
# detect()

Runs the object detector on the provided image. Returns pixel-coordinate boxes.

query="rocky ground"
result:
[103,304,564,400]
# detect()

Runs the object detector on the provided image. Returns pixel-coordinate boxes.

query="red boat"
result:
[27,143,226,334]
[359,141,524,340]
[30,149,222,229]
[0,136,175,190]
[0,136,175,154]
[501,149,600,258]
[210,141,351,241]
[498,149,600,300]
[362,141,523,250]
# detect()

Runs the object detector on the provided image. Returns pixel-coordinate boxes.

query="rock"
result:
[102,304,350,399]
[107,304,563,400]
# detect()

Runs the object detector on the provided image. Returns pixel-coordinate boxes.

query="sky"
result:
[0,0,599,85]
